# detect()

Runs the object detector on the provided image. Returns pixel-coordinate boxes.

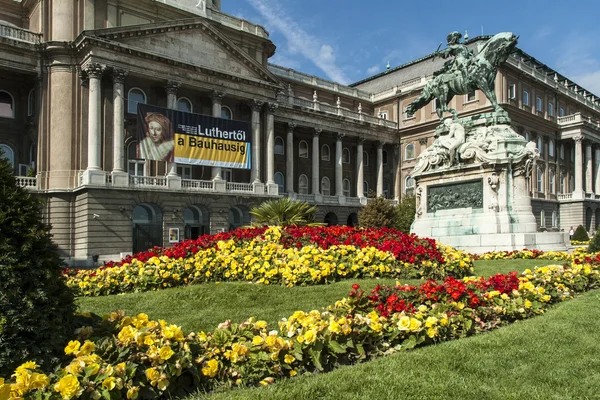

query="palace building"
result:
[1,0,600,264]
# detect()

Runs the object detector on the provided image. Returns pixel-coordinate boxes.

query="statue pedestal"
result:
[411,119,568,253]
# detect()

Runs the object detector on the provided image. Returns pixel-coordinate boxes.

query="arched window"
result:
[537,136,543,155]
[405,176,415,194]
[298,174,308,194]
[0,91,15,118]
[363,181,369,197]
[321,144,330,161]
[132,203,163,253]
[27,89,35,117]
[177,97,193,113]
[549,139,554,157]
[0,144,14,170]
[127,141,145,176]
[342,147,350,164]
[549,169,555,194]
[228,205,250,230]
[221,106,233,120]
[127,88,146,114]
[274,171,285,193]
[184,205,210,239]
[540,209,545,227]
[382,150,388,165]
[537,168,544,193]
[343,178,351,197]
[274,137,285,155]
[321,176,331,196]
[552,210,558,228]
[560,173,565,194]
[560,144,565,160]
[405,143,415,160]
[299,141,309,158]
[363,151,369,166]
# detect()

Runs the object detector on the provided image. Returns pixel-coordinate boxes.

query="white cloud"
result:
[367,65,379,75]
[269,53,302,70]
[572,71,600,98]
[246,0,351,84]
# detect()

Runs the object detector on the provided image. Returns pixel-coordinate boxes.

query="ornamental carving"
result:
[427,180,483,212]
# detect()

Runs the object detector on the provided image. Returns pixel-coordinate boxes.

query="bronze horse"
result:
[406,32,519,121]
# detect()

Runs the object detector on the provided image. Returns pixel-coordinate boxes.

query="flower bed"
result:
[64,226,474,297]
[4,259,600,399]
[476,248,576,261]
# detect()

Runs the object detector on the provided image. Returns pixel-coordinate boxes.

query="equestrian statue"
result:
[406,31,519,122]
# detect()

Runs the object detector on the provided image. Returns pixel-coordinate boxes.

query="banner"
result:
[136,104,251,169]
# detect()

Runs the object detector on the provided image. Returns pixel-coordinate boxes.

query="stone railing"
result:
[209,10,268,38]
[129,176,168,187]
[269,64,372,101]
[226,182,254,193]
[322,195,339,205]
[557,113,600,130]
[15,176,37,189]
[182,179,213,191]
[557,193,573,200]
[0,24,42,44]
[295,193,315,203]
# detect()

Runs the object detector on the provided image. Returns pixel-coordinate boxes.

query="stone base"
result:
[110,171,129,187]
[81,169,107,186]
[428,231,569,254]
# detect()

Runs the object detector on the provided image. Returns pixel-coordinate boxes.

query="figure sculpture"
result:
[406,32,518,122]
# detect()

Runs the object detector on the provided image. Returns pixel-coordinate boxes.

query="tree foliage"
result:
[358,196,397,228]
[250,197,321,226]
[0,155,75,375]
[572,225,589,242]
[588,229,600,253]
[395,194,417,233]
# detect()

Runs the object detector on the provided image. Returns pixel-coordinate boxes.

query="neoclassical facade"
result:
[2,0,600,264]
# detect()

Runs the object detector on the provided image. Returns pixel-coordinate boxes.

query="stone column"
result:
[111,69,129,186]
[312,128,321,195]
[335,133,344,197]
[211,91,224,181]
[595,147,600,196]
[573,135,585,199]
[265,102,278,195]
[394,143,401,201]
[286,123,295,193]
[357,139,364,200]
[81,63,106,185]
[250,100,263,183]
[586,142,593,193]
[165,81,181,188]
[376,141,384,197]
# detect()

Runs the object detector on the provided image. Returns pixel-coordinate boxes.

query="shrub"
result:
[395,194,416,233]
[588,230,600,253]
[358,196,396,228]
[250,198,320,226]
[0,155,75,375]
[572,225,589,242]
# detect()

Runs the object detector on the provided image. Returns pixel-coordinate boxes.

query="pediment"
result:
[90,20,280,85]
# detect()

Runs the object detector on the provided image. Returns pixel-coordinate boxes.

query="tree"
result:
[0,155,75,375]
[395,194,416,233]
[358,196,397,228]
[588,229,600,253]
[572,224,589,242]
[250,197,321,226]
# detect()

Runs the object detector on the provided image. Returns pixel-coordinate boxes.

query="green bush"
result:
[588,230,600,253]
[0,155,75,375]
[395,194,416,233]
[250,197,321,226]
[358,196,397,228]
[572,225,589,242]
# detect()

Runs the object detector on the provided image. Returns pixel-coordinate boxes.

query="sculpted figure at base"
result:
[406,32,518,122]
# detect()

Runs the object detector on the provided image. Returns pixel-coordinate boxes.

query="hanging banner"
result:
[136,104,251,169]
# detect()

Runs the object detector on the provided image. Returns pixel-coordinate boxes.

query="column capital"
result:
[82,63,106,79]
[267,102,278,113]
[313,128,322,136]
[287,122,297,132]
[357,137,366,145]
[112,69,128,84]
[249,99,264,111]
[573,135,584,143]
[166,81,181,95]
[336,132,346,140]
[211,90,224,102]
[376,140,385,149]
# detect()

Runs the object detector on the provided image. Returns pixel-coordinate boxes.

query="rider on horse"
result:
[434,31,474,80]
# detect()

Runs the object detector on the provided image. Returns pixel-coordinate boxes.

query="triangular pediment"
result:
[87,19,280,85]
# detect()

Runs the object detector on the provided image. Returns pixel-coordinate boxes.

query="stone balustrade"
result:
[0,24,42,44]
[15,176,38,189]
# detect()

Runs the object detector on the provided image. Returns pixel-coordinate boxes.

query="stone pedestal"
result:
[166,175,182,190]
[252,181,265,195]
[213,177,226,192]
[266,182,279,196]
[411,115,568,253]
[110,171,129,187]
[81,169,107,186]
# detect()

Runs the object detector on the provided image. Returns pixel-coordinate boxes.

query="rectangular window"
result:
[523,90,530,106]
[466,91,476,102]
[508,84,516,99]
[18,164,29,176]
[559,107,565,117]
[222,169,232,182]
[560,144,564,160]
[536,96,543,112]
[379,111,388,120]
[177,166,192,180]
[548,102,554,116]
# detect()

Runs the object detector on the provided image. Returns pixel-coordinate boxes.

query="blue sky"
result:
[222,0,600,95]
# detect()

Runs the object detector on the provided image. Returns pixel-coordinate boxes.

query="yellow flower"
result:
[303,330,317,344]
[397,316,411,331]
[102,377,117,391]
[115,362,127,376]
[77,340,96,356]
[289,370,297,377]
[156,378,169,391]
[64,341,81,355]
[252,336,264,346]
[201,359,219,377]
[255,320,268,329]
[126,386,140,399]
[159,346,175,361]
[54,375,80,400]
[409,318,422,331]
[525,299,532,309]
[0,378,11,400]
[284,354,295,364]
[145,368,160,382]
